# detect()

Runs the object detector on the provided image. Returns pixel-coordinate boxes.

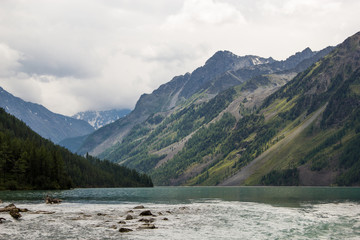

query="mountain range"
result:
[73,109,131,130]
[77,45,334,157]
[3,30,359,187]
[0,87,94,143]
[71,30,359,187]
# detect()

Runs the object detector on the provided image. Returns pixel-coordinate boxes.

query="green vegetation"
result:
[0,108,153,190]
[261,169,299,186]
[101,87,237,174]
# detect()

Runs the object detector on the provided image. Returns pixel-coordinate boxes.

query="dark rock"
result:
[158,212,163,215]
[138,223,156,229]
[163,217,169,221]
[127,210,134,213]
[0,204,28,213]
[110,225,117,229]
[139,210,153,216]
[9,208,21,219]
[134,205,145,209]
[139,218,155,223]
[118,220,126,224]
[125,214,134,220]
[119,228,133,233]
[45,195,62,204]
[0,217,6,223]
[97,213,106,216]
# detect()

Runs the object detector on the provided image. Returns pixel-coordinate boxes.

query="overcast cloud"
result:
[0,0,359,115]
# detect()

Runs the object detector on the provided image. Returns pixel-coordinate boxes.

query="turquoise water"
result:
[0,187,360,239]
[1,186,359,205]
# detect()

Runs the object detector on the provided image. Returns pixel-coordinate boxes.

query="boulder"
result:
[0,204,28,213]
[9,208,21,219]
[119,228,133,233]
[138,218,155,223]
[138,223,156,229]
[134,205,145,209]
[163,217,169,221]
[125,214,133,220]
[45,195,62,204]
[118,220,126,224]
[139,210,153,216]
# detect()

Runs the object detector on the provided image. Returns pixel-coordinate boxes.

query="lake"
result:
[0,186,360,239]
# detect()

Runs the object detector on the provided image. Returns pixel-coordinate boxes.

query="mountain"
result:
[0,87,94,143]
[0,107,153,190]
[77,46,333,156]
[73,109,131,130]
[123,31,358,186]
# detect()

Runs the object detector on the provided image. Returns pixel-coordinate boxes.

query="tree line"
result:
[0,108,153,190]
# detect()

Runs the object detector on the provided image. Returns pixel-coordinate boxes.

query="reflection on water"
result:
[0,186,359,206]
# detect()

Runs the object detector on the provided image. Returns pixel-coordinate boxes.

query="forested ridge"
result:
[0,108,153,190]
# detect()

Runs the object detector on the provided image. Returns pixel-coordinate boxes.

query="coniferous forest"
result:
[0,108,153,190]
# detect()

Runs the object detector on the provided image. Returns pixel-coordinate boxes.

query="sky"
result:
[0,0,359,116]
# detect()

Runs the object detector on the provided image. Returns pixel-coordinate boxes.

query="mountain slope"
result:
[78,46,333,156]
[0,107,153,190]
[0,87,94,143]
[99,31,359,187]
[185,31,360,186]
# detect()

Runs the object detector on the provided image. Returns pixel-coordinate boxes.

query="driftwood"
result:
[45,195,62,204]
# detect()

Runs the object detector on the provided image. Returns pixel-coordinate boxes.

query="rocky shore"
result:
[0,200,187,235]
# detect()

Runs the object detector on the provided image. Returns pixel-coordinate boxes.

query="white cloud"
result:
[0,43,23,77]
[166,0,246,27]
[0,0,359,115]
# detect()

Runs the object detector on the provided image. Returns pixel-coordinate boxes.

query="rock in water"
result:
[138,224,156,229]
[125,214,133,220]
[139,210,153,216]
[45,195,62,204]
[119,228,133,233]
[134,205,145,209]
[9,208,21,219]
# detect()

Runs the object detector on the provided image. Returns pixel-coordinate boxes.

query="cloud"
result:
[0,0,359,116]
[166,0,246,26]
[0,43,23,77]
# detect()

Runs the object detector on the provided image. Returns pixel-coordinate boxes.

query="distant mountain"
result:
[77,45,333,156]
[0,87,94,143]
[73,109,131,130]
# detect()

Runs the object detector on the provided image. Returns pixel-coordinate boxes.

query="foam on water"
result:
[1,200,359,240]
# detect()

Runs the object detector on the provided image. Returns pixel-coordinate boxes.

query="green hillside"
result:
[102,31,359,186]
[0,108,153,190]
